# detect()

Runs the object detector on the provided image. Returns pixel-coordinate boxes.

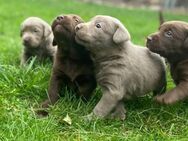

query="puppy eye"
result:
[96,23,101,28]
[33,29,39,33]
[164,30,173,38]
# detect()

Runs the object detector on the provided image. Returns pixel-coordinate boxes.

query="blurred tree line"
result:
[80,0,188,9]
[123,0,188,8]
[161,0,188,9]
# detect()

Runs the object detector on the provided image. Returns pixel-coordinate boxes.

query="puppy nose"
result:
[23,37,31,45]
[75,24,83,32]
[23,37,30,43]
[57,15,64,20]
[75,25,80,32]
[147,36,152,42]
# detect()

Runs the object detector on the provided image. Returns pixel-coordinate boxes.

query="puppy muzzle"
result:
[51,15,64,31]
[75,23,84,32]
[146,33,159,47]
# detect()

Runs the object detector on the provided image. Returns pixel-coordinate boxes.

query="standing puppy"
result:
[147,21,188,104]
[20,17,56,65]
[75,15,166,120]
[37,14,97,116]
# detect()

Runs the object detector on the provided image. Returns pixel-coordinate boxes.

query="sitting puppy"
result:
[37,14,97,116]
[75,15,166,120]
[20,17,56,65]
[147,21,188,104]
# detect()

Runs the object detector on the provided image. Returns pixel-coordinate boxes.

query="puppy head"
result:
[75,15,130,49]
[20,17,51,48]
[51,14,84,45]
[146,21,188,58]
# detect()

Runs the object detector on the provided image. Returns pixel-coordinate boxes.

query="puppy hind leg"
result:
[154,81,188,104]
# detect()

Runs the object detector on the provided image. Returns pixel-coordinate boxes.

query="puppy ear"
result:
[52,38,57,46]
[113,25,130,44]
[183,26,188,49]
[43,23,52,38]
[183,37,188,49]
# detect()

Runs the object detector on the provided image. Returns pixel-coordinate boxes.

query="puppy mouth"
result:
[22,39,32,47]
[53,23,75,37]
[23,41,30,46]
[52,23,72,32]
[147,42,165,55]
[146,42,153,49]
[23,41,37,48]
[75,34,88,45]
[52,20,60,31]
[147,43,158,52]
[146,40,158,49]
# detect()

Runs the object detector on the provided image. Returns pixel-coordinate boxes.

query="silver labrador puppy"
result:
[75,15,167,120]
[20,17,56,65]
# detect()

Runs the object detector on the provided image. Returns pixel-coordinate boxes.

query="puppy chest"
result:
[61,60,90,81]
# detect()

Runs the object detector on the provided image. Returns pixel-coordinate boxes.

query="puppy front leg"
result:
[93,90,123,118]
[20,52,30,66]
[154,81,188,104]
[41,73,64,108]
[36,72,64,116]
[109,101,126,120]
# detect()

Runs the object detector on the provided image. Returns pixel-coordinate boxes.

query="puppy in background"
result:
[37,14,97,116]
[20,17,56,65]
[147,20,188,104]
[75,15,166,120]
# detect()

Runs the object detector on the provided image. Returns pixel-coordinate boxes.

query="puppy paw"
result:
[35,109,49,117]
[154,93,179,104]
[40,100,51,108]
[109,112,126,120]
[83,112,100,122]
[35,100,50,117]
[109,108,126,120]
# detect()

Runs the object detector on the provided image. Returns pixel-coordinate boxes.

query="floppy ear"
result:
[183,25,188,49]
[183,37,188,49]
[43,23,52,38]
[52,38,57,46]
[113,25,130,44]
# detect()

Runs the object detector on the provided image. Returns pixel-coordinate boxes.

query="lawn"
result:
[0,0,188,140]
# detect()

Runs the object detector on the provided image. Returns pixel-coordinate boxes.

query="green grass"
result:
[0,0,188,140]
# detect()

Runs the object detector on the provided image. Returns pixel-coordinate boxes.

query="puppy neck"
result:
[167,52,188,65]
[56,40,92,62]
[90,42,132,64]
